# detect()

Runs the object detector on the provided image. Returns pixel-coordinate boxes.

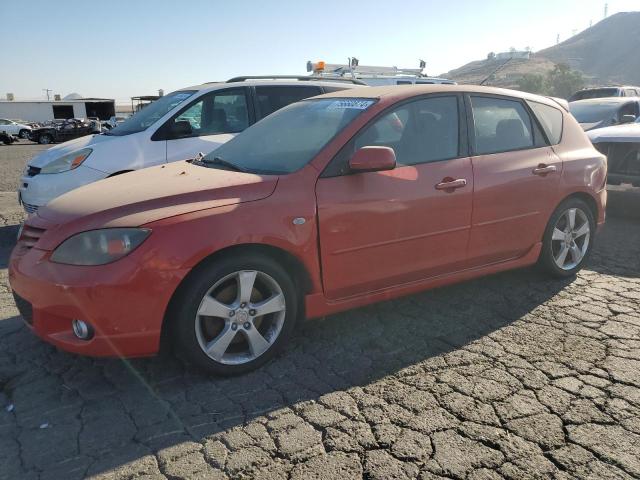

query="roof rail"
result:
[226,75,367,85]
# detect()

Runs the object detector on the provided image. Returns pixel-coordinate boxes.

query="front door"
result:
[466,95,562,266]
[316,95,474,300]
[165,88,250,162]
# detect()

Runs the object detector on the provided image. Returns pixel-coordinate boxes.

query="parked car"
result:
[28,119,95,145]
[9,85,606,375]
[588,117,640,186]
[569,97,640,131]
[18,78,361,214]
[0,131,16,145]
[569,85,640,102]
[0,118,32,138]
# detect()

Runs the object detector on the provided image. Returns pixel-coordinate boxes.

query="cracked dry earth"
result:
[0,146,639,480]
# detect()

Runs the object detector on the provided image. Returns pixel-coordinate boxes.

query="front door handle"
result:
[532,164,557,176]
[435,178,467,191]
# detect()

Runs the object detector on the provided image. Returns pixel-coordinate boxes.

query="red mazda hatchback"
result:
[10,85,606,375]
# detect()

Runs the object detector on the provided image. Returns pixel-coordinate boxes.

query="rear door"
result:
[466,95,562,267]
[316,95,473,299]
[165,88,251,162]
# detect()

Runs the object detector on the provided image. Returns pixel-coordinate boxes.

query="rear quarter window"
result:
[528,101,563,145]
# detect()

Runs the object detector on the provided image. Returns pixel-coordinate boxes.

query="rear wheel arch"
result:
[160,243,313,352]
[556,192,599,223]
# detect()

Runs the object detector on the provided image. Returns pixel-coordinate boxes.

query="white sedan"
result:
[0,118,32,138]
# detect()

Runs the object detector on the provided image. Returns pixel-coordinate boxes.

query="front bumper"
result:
[9,245,189,358]
[18,165,108,213]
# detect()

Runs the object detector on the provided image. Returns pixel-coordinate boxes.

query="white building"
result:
[495,50,532,60]
[0,98,115,122]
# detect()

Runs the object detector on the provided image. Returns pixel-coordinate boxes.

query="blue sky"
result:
[2,0,638,103]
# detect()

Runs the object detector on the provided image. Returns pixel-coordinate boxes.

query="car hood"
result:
[588,123,640,143]
[34,162,278,248]
[28,134,120,168]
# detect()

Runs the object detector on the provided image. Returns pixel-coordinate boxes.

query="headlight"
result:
[51,228,151,265]
[40,148,92,174]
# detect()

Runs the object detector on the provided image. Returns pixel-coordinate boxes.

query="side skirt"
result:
[304,242,542,318]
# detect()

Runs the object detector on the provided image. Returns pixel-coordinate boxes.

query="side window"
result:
[471,96,534,155]
[171,89,248,137]
[624,89,636,97]
[0,120,8,125]
[528,101,563,144]
[255,86,322,119]
[355,96,459,166]
[619,102,638,119]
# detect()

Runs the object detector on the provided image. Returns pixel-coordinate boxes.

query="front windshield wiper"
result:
[201,156,247,172]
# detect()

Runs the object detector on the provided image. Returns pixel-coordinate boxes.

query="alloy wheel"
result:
[551,207,590,270]
[194,270,286,365]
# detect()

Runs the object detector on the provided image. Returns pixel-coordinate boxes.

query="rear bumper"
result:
[8,246,189,358]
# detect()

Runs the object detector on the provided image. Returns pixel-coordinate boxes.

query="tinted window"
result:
[528,101,563,144]
[201,98,374,174]
[355,96,459,166]
[256,86,322,119]
[471,96,534,155]
[172,89,248,137]
[571,88,619,101]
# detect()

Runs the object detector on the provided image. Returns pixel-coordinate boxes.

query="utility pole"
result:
[604,3,608,18]
[42,89,52,101]
[556,34,560,44]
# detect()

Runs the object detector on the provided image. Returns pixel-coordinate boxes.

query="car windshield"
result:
[571,88,619,101]
[570,102,619,124]
[200,98,375,174]
[106,90,197,136]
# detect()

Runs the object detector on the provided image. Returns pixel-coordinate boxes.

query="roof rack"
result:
[226,75,366,85]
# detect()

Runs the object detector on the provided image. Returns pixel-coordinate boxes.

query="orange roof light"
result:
[315,61,325,72]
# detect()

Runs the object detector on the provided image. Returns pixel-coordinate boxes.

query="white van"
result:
[19,78,360,213]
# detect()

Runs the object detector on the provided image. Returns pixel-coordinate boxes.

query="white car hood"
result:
[588,123,640,143]
[27,134,119,168]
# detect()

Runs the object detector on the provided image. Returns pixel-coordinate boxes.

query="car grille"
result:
[18,224,46,249]
[26,166,41,177]
[22,202,39,215]
[12,291,33,325]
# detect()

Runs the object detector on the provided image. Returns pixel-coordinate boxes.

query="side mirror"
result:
[349,146,396,173]
[171,120,193,137]
[621,114,636,124]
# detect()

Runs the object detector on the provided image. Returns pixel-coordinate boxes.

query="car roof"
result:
[313,84,564,108]
[179,79,363,93]
[569,97,639,105]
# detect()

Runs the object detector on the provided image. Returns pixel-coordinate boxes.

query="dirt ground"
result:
[1,140,639,479]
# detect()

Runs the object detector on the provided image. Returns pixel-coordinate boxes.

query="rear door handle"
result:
[435,178,467,191]
[532,164,557,176]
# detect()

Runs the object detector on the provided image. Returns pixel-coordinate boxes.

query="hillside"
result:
[537,11,640,85]
[444,11,640,88]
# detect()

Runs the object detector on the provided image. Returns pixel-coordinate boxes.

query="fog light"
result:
[72,319,94,340]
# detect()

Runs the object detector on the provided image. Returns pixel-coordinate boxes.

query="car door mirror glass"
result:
[349,146,396,173]
[171,120,193,138]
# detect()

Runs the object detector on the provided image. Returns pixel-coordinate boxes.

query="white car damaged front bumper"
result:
[19,164,109,213]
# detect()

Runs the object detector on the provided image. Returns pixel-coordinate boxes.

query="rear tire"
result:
[19,129,29,139]
[170,253,299,375]
[538,198,595,278]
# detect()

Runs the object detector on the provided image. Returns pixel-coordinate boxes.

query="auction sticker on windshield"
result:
[327,99,375,110]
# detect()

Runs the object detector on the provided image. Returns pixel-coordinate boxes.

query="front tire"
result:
[38,134,52,145]
[539,198,595,278]
[171,253,299,375]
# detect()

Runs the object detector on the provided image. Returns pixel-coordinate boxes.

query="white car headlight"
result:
[51,228,151,265]
[40,148,93,174]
